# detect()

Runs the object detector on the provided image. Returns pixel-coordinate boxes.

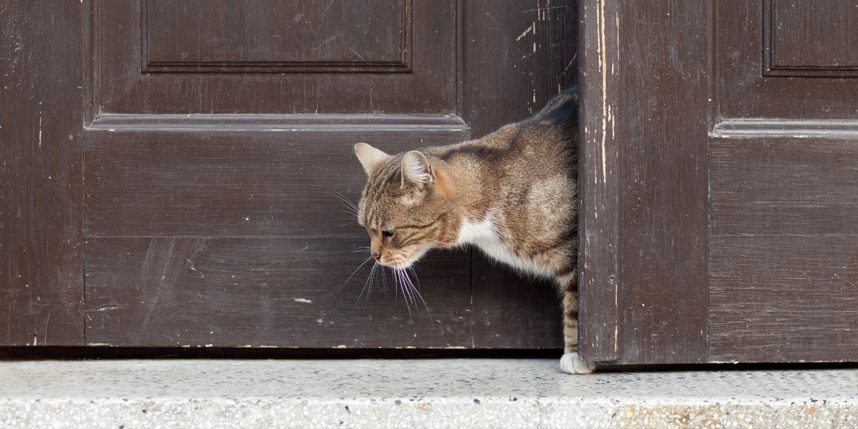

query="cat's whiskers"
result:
[332,192,361,220]
[400,267,432,320]
[373,263,386,298]
[392,268,412,320]
[357,262,378,304]
[338,256,374,293]
[396,268,415,305]
[406,266,421,290]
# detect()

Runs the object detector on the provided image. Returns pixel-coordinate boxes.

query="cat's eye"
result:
[382,229,394,238]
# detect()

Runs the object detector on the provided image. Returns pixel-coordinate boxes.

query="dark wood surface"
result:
[0,1,85,346]
[710,235,858,362]
[144,0,411,73]
[464,0,577,350]
[710,137,858,362]
[711,0,858,362]
[84,131,466,238]
[582,0,858,365]
[579,0,710,364]
[85,238,472,347]
[719,1,858,116]
[577,0,620,362]
[93,0,455,115]
[768,0,858,75]
[74,1,576,349]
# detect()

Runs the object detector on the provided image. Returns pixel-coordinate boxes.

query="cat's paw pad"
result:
[559,352,595,374]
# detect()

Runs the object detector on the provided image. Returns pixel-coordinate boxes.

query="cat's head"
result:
[353,143,459,268]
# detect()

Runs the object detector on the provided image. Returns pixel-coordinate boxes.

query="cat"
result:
[352,87,592,374]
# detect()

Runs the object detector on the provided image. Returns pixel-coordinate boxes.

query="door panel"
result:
[85,0,467,347]
[83,131,472,347]
[71,0,578,349]
[92,0,454,116]
[3,0,577,349]
[768,0,858,75]
[710,235,858,362]
[84,130,465,237]
[710,128,858,360]
[711,139,858,236]
[144,0,412,73]
[581,0,858,365]
[710,0,858,362]
[716,1,858,121]
[85,238,471,347]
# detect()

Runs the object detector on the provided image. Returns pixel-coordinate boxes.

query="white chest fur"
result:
[455,214,553,279]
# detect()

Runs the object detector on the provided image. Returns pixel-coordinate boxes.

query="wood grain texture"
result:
[0,0,84,346]
[717,0,858,120]
[144,0,411,73]
[712,138,858,236]
[470,261,562,349]
[580,0,710,364]
[85,238,472,347]
[768,0,858,74]
[463,0,577,350]
[91,0,455,115]
[85,131,467,237]
[577,0,620,363]
[462,0,577,137]
[710,235,858,362]
[710,137,858,362]
[77,0,575,348]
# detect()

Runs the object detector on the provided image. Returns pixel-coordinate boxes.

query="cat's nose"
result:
[371,250,381,261]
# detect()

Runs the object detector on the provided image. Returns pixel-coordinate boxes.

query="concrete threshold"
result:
[1,359,857,429]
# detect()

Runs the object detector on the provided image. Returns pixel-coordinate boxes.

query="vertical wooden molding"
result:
[578,0,621,363]
[0,0,85,346]
[580,0,710,364]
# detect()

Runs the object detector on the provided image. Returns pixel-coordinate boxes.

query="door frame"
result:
[578,0,711,365]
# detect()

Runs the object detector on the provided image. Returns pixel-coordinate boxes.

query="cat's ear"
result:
[401,150,435,186]
[354,143,390,176]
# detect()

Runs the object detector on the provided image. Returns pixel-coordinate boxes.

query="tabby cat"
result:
[353,88,592,374]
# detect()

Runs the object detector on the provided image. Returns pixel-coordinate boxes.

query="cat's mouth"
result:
[379,246,431,269]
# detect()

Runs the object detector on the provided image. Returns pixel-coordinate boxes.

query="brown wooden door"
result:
[1,1,576,348]
[580,0,858,365]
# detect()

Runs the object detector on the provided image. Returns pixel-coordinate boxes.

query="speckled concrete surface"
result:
[1,359,857,429]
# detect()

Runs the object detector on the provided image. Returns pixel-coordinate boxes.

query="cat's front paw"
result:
[559,352,595,374]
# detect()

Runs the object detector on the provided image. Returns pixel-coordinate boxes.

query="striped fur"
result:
[355,87,581,359]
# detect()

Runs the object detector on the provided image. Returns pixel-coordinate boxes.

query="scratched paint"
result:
[597,0,609,184]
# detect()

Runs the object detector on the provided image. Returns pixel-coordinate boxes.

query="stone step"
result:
[1,359,857,428]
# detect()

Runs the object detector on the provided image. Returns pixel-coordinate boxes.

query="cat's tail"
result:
[531,85,578,132]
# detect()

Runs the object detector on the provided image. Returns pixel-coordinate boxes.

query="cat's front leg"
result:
[559,272,595,374]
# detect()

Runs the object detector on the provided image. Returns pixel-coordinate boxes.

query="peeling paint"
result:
[597,0,609,184]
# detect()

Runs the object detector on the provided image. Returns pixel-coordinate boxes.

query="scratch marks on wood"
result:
[137,238,208,340]
[37,112,42,149]
[293,298,313,304]
[137,239,177,339]
[312,32,344,52]
[43,310,51,345]
[515,23,535,41]
[592,0,619,184]
[597,0,610,184]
